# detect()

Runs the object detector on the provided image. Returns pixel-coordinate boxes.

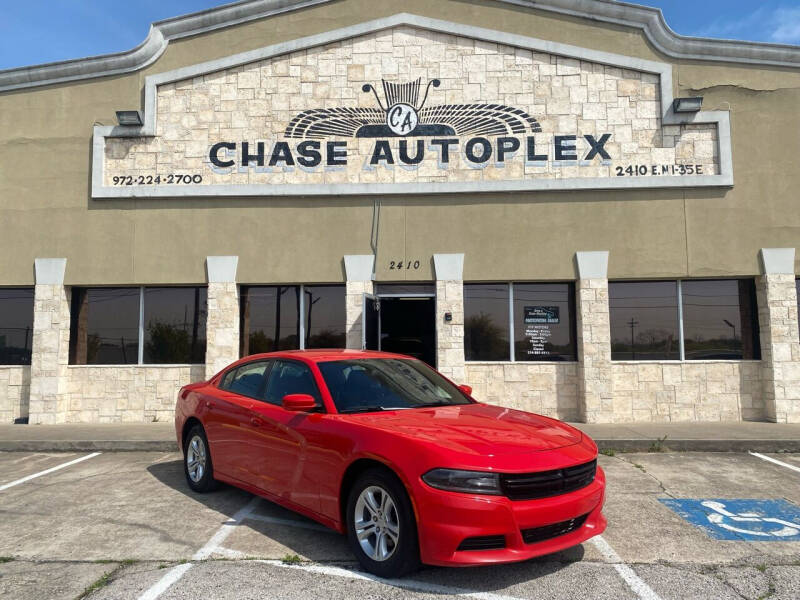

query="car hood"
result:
[349,403,582,456]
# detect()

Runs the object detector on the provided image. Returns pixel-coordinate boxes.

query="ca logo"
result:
[386,103,419,136]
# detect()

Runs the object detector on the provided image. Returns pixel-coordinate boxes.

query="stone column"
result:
[344,255,375,349]
[757,248,800,423]
[28,258,70,425]
[575,251,614,423]
[434,253,465,383]
[205,256,239,379]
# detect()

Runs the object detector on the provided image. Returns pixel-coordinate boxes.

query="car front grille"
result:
[521,513,589,545]
[456,534,506,551]
[499,459,597,500]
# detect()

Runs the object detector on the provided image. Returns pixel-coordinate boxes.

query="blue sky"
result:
[1,1,799,70]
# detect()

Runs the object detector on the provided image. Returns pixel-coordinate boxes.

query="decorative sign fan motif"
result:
[284,78,542,139]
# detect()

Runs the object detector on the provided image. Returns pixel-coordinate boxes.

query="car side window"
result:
[219,368,236,390]
[222,361,271,400]
[264,360,322,407]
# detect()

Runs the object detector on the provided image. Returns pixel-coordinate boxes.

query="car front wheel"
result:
[183,425,218,493]
[346,468,420,577]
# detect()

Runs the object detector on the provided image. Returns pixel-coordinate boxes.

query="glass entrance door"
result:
[362,293,379,351]
[378,297,436,367]
[362,285,437,367]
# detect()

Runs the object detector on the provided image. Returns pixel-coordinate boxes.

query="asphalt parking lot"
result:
[0,450,798,600]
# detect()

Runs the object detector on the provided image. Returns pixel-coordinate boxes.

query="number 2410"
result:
[389,260,420,270]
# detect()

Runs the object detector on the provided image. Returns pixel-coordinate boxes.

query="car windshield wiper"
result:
[411,400,468,408]
[337,405,388,414]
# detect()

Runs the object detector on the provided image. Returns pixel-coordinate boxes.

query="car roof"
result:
[239,349,414,363]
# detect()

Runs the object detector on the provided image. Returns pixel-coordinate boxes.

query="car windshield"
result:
[317,358,472,413]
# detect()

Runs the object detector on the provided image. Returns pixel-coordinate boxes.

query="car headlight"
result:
[422,468,502,495]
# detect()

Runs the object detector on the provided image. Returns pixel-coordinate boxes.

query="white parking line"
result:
[193,496,261,560]
[749,452,800,474]
[137,495,260,600]
[137,563,193,600]
[590,536,663,600]
[0,452,101,492]
[258,560,527,600]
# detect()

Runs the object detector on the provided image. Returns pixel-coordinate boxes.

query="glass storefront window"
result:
[464,284,510,361]
[682,279,760,360]
[609,281,680,360]
[69,286,207,365]
[610,279,760,361]
[143,287,207,364]
[303,285,346,349]
[513,283,576,361]
[70,288,140,364]
[240,284,345,356]
[0,288,34,365]
[240,286,301,355]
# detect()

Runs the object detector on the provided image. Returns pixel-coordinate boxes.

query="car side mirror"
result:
[282,393,317,412]
[458,384,473,396]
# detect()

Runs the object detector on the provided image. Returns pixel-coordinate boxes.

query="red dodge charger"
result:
[175,349,606,577]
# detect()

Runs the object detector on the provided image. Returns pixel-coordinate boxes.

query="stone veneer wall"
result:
[0,366,31,423]
[345,280,373,350]
[464,361,762,422]
[435,279,466,383]
[576,277,614,423]
[205,281,239,379]
[610,361,763,422]
[756,273,800,422]
[65,365,206,423]
[28,281,71,424]
[465,363,579,421]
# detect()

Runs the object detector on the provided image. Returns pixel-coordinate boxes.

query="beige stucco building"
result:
[1,0,799,424]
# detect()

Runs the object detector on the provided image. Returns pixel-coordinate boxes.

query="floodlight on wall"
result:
[115,110,143,126]
[672,97,703,113]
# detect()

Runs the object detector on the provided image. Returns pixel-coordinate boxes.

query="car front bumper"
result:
[413,466,606,566]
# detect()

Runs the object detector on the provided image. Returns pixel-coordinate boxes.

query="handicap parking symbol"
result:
[659,499,800,541]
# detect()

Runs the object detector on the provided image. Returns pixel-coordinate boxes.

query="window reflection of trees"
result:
[465,312,508,361]
[240,285,346,356]
[143,287,207,364]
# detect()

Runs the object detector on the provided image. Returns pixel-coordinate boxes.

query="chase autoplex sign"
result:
[95,20,729,198]
[208,79,614,171]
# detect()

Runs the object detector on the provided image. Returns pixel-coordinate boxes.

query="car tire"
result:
[183,425,219,493]
[346,468,420,577]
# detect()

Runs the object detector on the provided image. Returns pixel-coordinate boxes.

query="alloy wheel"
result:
[354,485,400,562]
[186,435,207,483]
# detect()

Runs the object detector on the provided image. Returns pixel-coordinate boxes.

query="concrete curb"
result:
[0,439,798,453]
[595,439,800,454]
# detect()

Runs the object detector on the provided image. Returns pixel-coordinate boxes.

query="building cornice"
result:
[1,0,800,93]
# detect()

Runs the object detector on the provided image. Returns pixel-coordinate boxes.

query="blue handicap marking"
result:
[659,499,800,541]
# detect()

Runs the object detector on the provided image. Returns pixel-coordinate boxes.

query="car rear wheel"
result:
[183,425,218,493]
[346,468,420,577]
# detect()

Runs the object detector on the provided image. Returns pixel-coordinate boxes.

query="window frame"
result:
[239,284,346,356]
[609,278,761,362]
[69,285,207,366]
[464,281,577,363]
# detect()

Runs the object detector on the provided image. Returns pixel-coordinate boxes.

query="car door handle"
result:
[250,417,264,427]
[206,400,216,409]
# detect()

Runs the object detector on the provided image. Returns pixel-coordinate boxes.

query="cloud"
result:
[770,8,800,44]
[690,4,800,46]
